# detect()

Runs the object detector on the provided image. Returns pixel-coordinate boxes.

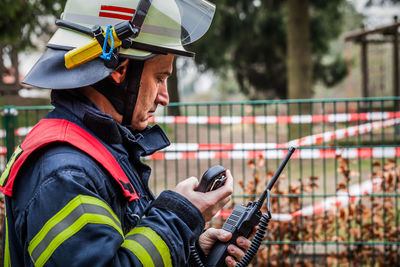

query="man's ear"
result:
[110,59,129,84]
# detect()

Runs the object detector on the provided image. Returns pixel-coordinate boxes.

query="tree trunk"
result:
[0,44,5,85]
[167,60,181,116]
[10,45,20,86]
[287,0,312,99]
[287,0,312,138]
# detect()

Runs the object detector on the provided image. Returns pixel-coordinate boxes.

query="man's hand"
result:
[174,170,233,221]
[198,228,251,267]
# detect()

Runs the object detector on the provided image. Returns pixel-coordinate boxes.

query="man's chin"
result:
[131,120,148,131]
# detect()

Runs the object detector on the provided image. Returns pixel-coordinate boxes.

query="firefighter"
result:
[1,0,250,266]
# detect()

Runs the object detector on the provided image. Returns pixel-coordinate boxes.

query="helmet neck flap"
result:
[93,59,144,126]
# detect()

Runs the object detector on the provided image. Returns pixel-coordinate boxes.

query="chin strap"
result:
[122,60,144,126]
[92,59,145,126]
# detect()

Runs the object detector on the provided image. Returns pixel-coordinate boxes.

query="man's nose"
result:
[156,85,169,106]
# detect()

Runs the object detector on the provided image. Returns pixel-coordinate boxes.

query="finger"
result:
[227,244,245,261]
[203,228,232,242]
[225,256,236,267]
[236,236,251,252]
[181,176,199,189]
[207,173,233,200]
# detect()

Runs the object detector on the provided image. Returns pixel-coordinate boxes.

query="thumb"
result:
[217,230,232,242]
[177,176,199,190]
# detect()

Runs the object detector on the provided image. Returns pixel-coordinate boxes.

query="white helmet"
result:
[23,0,215,89]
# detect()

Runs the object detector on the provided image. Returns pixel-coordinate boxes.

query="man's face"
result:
[131,54,174,130]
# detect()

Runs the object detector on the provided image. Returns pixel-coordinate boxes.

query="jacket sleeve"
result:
[11,146,204,267]
[139,190,205,266]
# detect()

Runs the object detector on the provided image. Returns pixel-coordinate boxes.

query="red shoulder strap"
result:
[0,119,139,201]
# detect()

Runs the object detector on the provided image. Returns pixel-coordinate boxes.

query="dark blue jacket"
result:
[2,90,205,266]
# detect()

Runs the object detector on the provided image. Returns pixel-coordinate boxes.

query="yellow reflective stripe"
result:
[0,146,23,186]
[122,239,155,267]
[29,195,121,253]
[28,195,122,267]
[4,217,11,267]
[35,214,120,267]
[125,227,172,267]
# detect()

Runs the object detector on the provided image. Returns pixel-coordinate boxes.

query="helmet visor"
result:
[139,0,215,47]
[175,0,216,45]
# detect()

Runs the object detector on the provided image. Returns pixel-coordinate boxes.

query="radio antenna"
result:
[256,147,296,211]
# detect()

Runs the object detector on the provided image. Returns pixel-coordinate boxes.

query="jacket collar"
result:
[50,90,170,155]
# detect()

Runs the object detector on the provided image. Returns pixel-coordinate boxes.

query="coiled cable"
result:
[190,243,205,267]
[235,213,271,267]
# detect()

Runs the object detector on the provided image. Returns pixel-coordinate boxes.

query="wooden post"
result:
[361,25,369,99]
[393,17,400,136]
[393,16,399,97]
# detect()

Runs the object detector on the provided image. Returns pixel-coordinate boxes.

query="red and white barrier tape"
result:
[216,177,383,221]
[0,146,6,155]
[0,127,33,138]
[147,117,400,160]
[284,117,400,148]
[15,126,34,137]
[149,111,400,125]
[157,117,400,154]
[148,147,400,160]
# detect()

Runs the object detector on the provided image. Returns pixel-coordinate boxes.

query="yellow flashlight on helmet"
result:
[64,20,138,69]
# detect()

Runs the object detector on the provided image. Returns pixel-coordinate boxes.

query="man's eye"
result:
[158,77,167,83]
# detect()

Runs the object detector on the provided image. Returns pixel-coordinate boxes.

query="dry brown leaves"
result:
[233,155,400,266]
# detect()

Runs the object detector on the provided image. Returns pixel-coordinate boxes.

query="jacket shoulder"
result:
[11,143,116,212]
[37,143,108,176]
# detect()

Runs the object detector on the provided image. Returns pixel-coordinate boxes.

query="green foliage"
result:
[189,0,351,99]
[0,0,65,50]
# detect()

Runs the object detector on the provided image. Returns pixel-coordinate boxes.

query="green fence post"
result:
[1,106,18,161]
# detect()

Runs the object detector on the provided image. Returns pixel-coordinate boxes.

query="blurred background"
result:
[0,0,400,104]
[1,0,400,266]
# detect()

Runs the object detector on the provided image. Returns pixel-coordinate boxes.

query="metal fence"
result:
[1,97,400,266]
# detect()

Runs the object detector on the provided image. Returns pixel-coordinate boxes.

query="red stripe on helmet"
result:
[100,5,136,14]
[99,12,133,21]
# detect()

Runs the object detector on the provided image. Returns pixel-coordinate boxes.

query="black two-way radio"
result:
[196,165,227,192]
[193,147,295,267]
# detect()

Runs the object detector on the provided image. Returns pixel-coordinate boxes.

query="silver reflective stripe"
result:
[63,13,180,38]
[30,203,121,262]
[126,234,164,267]
[143,24,180,39]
